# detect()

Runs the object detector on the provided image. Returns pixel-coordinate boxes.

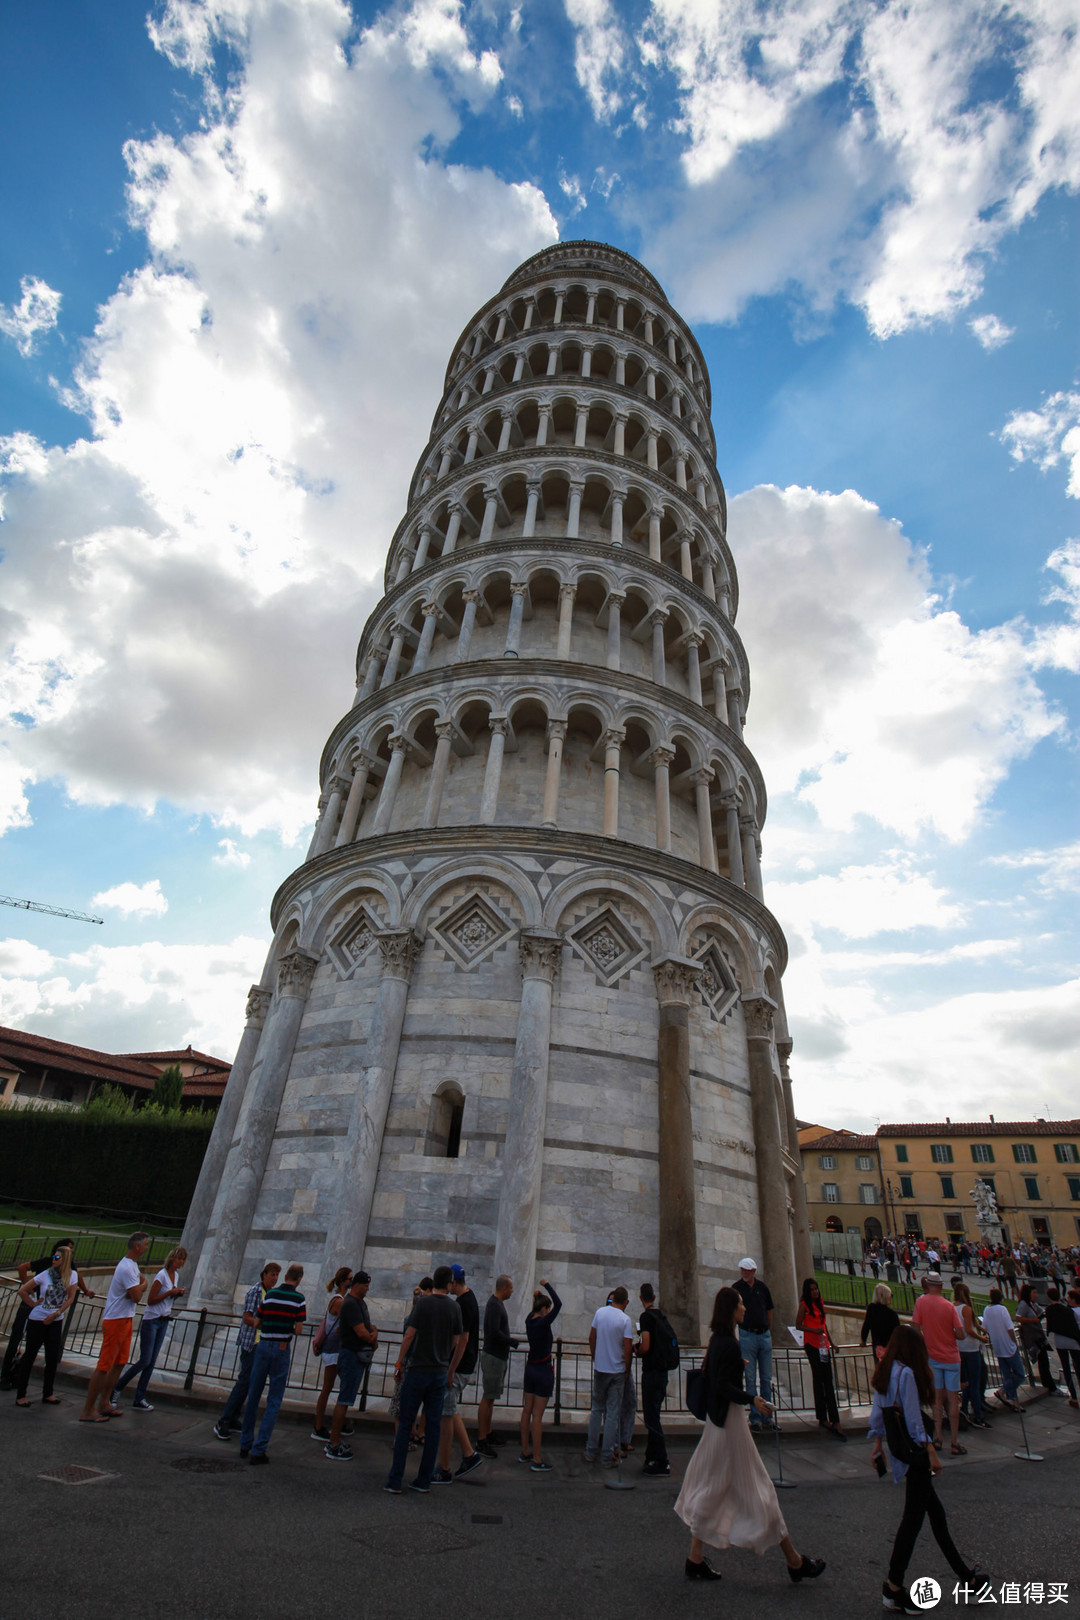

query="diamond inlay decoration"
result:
[430,890,515,972]
[568,904,647,987]
[328,903,381,979]
[694,937,739,1022]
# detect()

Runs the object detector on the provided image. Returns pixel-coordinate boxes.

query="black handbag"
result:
[882,1367,925,1465]
[686,1365,708,1421]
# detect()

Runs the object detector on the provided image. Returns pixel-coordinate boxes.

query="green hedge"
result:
[0,1104,213,1223]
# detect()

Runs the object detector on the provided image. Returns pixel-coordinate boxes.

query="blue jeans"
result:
[240,1338,292,1456]
[740,1328,772,1420]
[641,1367,669,1465]
[387,1368,447,1489]
[585,1370,624,1462]
[996,1351,1024,1404]
[220,1346,254,1429]
[959,1350,985,1420]
[116,1316,170,1402]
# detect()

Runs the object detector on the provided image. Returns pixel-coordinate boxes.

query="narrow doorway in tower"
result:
[425,1081,465,1158]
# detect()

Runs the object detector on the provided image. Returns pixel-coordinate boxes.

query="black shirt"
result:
[639,1306,670,1371]
[455,1287,480,1376]
[734,1277,773,1333]
[483,1293,514,1359]
[338,1294,373,1353]
[704,1333,753,1428]
[406,1293,464,1372]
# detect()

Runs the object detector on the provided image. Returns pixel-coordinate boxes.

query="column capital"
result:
[609,489,625,507]
[488,714,510,737]
[510,580,529,597]
[719,791,740,810]
[646,606,669,628]
[461,588,482,604]
[738,812,759,834]
[606,589,627,608]
[434,719,456,742]
[376,928,424,982]
[388,619,409,639]
[602,727,626,750]
[518,929,562,982]
[536,401,553,417]
[329,774,351,798]
[244,985,273,1028]
[648,744,675,770]
[421,599,440,617]
[368,643,387,664]
[742,994,777,1041]
[388,731,410,755]
[652,954,703,1008]
[558,581,577,601]
[688,765,714,787]
[567,475,585,492]
[546,717,568,742]
[685,630,705,649]
[277,949,320,1001]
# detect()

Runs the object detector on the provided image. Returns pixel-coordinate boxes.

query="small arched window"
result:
[425,1082,465,1159]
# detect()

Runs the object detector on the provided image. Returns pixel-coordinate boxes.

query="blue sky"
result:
[1,0,1077,1130]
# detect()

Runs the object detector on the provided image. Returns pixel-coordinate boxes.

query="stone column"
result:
[778,1039,813,1287]
[183,983,271,1297]
[409,602,439,676]
[546,345,558,377]
[686,633,703,705]
[648,507,662,562]
[581,344,593,379]
[358,647,385,700]
[574,406,588,448]
[653,956,703,1343]
[199,950,319,1302]
[379,623,407,687]
[675,454,687,491]
[504,582,528,657]
[335,759,371,846]
[690,767,717,872]
[478,489,498,544]
[741,816,764,900]
[411,526,433,572]
[463,427,479,464]
[371,734,408,836]
[497,414,513,453]
[609,492,624,547]
[556,583,575,659]
[713,663,728,722]
[650,745,674,853]
[613,412,627,455]
[455,590,480,662]
[566,480,583,539]
[442,505,463,556]
[605,591,624,671]
[422,721,455,828]
[304,794,328,861]
[701,558,716,602]
[727,686,744,736]
[647,430,659,470]
[309,775,349,858]
[492,931,562,1319]
[535,404,551,447]
[321,931,424,1269]
[523,480,541,537]
[649,609,668,685]
[480,716,508,823]
[602,728,624,836]
[680,533,694,580]
[721,794,745,887]
[541,719,567,828]
[743,997,797,1328]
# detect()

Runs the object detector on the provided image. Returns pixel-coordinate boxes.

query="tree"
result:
[150,1063,185,1112]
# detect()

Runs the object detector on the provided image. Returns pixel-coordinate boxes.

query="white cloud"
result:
[0,0,556,843]
[213,838,251,868]
[734,484,1061,840]
[1001,391,1080,499]
[987,839,1080,895]
[769,857,965,939]
[0,276,61,357]
[631,0,1080,334]
[969,313,1014,350]
[564,0,628,120]
[90,879,169,919]
[0,932,267,1057]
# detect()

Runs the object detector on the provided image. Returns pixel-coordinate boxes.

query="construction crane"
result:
[0,895,103,925]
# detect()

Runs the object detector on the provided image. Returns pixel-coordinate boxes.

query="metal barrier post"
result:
[553,1337,562,1425]
[358,1356,373,1413]
[184,1308,207,1391]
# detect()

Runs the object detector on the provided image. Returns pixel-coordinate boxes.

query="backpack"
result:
[645,1307,680,1371]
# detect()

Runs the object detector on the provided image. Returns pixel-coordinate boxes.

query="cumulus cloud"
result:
[734,484,1062,840]
[969,313,1014,350]
[0,0,556,842]
[769,857,965,940]
[0,932,268,1057]
[213,838,251,868]
[0,276,61,356]
[90,879,169,919]
[564,0,628,121]
[986,839,1080,894]
[1001,391,1080,499]
[618,0,1080,333]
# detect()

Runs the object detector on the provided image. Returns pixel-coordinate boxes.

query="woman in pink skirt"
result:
[676,1287,827,1584]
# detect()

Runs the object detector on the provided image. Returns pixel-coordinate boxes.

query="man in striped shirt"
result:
[239,1264,306,1463]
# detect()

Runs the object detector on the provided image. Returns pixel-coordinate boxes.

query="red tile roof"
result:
[878,1121,1080,1138]
[0,1025,229,1099]
[802,1132,879,1152]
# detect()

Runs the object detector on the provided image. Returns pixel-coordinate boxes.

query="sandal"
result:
[931,1437,942,1450]
[15,1399,32,1408]
[78,1414,110,1424]
[950,1445,967,1456]
[42,1396,62,1405]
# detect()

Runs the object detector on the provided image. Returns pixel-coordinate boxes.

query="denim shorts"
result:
[335,1348,364,1407]
[929,1357,961,1392]
[442,1370,468,1418]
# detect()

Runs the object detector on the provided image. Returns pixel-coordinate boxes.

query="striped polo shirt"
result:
[256,1284,306,1340]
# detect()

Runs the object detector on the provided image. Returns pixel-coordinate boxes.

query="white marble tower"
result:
[185,241,811,1338]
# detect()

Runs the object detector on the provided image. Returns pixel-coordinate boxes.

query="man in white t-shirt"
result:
[585,1286,633,1466]
[79,1232,149,1423]
[982,1287,1024,1411]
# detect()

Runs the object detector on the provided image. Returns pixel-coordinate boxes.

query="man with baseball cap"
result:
[733,1258,774,1431]
[325,1270,377,1460]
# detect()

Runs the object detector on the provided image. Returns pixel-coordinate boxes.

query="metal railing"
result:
[0,1230,179,1272]
[0,1285,1010,1418]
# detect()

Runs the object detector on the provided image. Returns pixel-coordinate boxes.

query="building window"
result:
[825,1216,843,1232]
[856,1155,875,1171]
[904,1213,922,1234]
[971,1144,994,1163]
[1054,1143,1079,1163]
[1012,1144,1037,1164]
[930,1144,953,1163]
[939,1175,955,1199]
[895,1145,909,1163]
[822,1183,840,1203]
[818,1154,837,1170]
[899,1175,914,1199]
[1031,1217,1050,1239]
[424,1082,465,1158]
[1023,1177,1041,1201]
[1067,1177,1080,1202]
[859,1184,878,1204]
[945,1212,966,1232]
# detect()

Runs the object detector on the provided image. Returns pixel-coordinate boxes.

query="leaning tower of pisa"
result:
[185,241,812,1339]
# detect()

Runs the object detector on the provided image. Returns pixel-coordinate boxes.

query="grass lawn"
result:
[0,1202,182,1271]
[815,1267,1015,1318]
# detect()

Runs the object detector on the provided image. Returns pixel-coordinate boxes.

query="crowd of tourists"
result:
[5,1235,1080,1609]
[857,1236,1078,1294]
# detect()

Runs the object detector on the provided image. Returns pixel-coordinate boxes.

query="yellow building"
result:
[877,1119,1080,1249]
[798,1126,886,1244]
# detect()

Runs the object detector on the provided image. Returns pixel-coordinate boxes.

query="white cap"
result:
[738,1257,757,1271]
